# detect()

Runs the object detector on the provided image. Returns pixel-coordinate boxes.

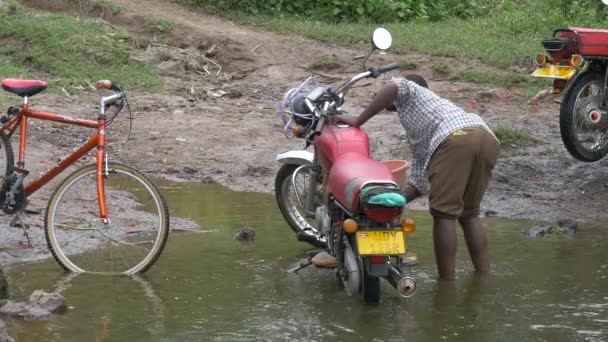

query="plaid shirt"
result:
[393,78,497,194]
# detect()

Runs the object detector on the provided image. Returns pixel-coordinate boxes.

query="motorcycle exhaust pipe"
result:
[387,266,416,298]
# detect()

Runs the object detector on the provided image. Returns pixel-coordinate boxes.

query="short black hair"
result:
[405,74,428,88]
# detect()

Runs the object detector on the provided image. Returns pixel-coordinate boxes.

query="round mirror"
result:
[372,28,392,50]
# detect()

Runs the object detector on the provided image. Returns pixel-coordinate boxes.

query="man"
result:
[334,74,500,280]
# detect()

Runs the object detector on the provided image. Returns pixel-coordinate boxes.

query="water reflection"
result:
[7,271,166,342]
[4,182,608,341]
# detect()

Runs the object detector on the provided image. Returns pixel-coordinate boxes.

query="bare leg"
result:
[458,216,489,274]
[433,217,457,280]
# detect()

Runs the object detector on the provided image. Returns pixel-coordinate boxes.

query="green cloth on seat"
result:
[360,186,406,207]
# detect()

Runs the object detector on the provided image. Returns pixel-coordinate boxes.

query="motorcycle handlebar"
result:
[379,63,400,73]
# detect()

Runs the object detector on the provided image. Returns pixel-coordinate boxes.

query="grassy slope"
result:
[0,1,160,108]
[178,1,608,93]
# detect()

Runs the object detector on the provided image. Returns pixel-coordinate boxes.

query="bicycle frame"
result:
[0,97,109,220]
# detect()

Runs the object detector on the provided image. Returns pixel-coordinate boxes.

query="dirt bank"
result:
[2,0,607,266]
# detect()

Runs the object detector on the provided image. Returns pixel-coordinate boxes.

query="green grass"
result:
[175,0,607,90]
[494,126,538,147]
[82,0,124,15]
[142,16,181,34]
[454,69,549,96]
[0,2,160,95]
[431,61,449,75]
[399,60,418,70]
[309,54,340,70]
[494,126,539,157]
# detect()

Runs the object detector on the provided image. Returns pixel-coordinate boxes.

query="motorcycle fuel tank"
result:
[315,124,370,164]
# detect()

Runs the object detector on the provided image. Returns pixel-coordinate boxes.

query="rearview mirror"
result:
[371,28,392,50]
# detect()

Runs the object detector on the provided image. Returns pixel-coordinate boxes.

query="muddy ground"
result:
[1,0,607,265]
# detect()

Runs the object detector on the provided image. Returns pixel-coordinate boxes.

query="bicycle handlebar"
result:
[96,80,122,92]
[96,80,125,118]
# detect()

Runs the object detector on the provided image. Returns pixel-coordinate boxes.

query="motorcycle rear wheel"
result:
[274,164,322,246]
[560,72,608,162]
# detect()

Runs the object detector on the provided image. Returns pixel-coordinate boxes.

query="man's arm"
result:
[402,183,421,203]
[405,156,426,201]
[334,83,398,127]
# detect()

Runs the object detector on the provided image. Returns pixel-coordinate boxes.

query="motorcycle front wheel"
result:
[275,164,322,246]
[560,72,608,162]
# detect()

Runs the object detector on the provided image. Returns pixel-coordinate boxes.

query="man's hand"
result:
[333,115,359,127]
[402,183,421,203]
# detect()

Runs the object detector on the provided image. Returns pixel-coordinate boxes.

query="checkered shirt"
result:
[393,78,497,194]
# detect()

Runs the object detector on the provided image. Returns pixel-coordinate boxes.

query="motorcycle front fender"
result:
[276,150,314,165]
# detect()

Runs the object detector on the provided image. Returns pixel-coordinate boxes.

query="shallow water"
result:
[4,182,608,341]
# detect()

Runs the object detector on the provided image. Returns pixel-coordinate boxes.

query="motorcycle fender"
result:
[276,150,314,165]
[364,257,389,277]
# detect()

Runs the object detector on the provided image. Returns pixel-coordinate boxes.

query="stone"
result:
[156,60,185,77]
[27,290,66,313]
[557,219,577,237]
[0,300,51,319]
[0,320,14,342]
[480,208,497,217]
[183,166,197,174]
[128,51,163,65]
[233,226,255,241]
[522,224,553,238]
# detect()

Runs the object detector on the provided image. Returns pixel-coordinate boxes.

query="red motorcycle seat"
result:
[2,79,48,97]
[328,153,397,213]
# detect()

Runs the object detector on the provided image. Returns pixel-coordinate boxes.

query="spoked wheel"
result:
[0,132,14,181]
[45,163,169,274]
[560,72,608,162]
[275,164,323,245]
[338,238,360,296]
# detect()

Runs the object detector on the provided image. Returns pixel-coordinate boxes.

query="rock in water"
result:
[233,226,255,241]
[0,290,66,319]
[27,290,66,313]
[557,219,578,237]
[522,224,553,238]
[0,320,14,342]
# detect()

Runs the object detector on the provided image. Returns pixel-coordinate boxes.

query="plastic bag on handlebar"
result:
[279,76,325,139]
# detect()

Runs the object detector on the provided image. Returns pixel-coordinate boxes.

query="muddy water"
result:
[4,183,608,342]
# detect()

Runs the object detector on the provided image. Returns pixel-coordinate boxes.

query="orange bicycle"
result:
[0,79,169,274]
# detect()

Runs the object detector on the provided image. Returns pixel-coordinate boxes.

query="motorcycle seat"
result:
[328,152,398,213]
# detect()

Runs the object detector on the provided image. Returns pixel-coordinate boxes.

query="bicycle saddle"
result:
[2,79,48,97]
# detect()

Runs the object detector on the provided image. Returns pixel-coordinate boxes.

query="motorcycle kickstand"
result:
[287,260,313,274]
[10,211,32,246]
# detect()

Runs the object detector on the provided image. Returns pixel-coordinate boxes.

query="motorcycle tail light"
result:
[535,52,547,66]
[401,218,416,234]
[370,256,386,264]
[343,219,358,233]
[570,54,584,67]
[363,207,401,223]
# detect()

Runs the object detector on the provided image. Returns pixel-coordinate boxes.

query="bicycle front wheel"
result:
[45,163,169,274]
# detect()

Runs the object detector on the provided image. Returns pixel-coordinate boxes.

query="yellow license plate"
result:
[357,231,406,255]
[532,65,577,79]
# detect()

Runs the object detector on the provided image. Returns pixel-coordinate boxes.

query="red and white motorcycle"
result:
[275,28,416,304]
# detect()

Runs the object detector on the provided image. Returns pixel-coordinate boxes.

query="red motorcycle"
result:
[532,26,608,161]
[275,28,416,304]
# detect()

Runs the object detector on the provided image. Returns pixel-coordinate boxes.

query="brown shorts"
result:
[428,127,500,219]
